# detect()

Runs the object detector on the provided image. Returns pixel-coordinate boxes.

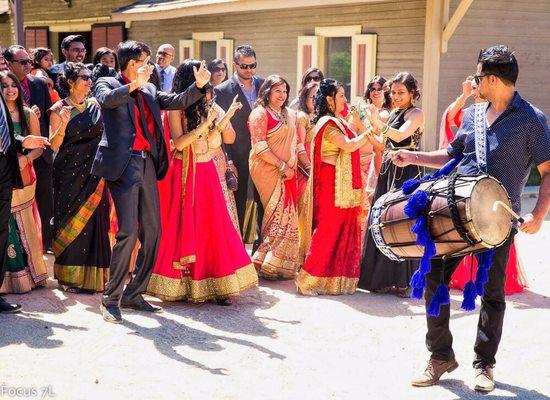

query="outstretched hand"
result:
[227,95,243,116]
[136,56,154,87]
[193,60,211,89]
[22,135,50,150]
[389,150,415,167]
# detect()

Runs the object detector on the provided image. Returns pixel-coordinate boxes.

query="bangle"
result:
[380,124,390,136]
[278,160,286,172]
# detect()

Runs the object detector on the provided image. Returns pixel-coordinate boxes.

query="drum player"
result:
[391,45,550,392]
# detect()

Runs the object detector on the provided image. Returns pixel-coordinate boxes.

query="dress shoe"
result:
[411,357,459,387]
[0,297,22,313]
[121,298,163,314]
[474,366,495,392]
[100,302,123,324]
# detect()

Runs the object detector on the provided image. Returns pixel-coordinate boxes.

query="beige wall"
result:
[127,0,427,97]
[0,14,12,47]
[438,0,550,147]
[22,0,129,21]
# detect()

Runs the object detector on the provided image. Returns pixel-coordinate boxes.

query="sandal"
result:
[215,298,233,306]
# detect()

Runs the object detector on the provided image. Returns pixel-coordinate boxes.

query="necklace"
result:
[68,97,86,113]
[267,105,286,124]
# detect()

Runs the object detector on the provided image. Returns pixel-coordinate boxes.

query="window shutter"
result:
[216,39,234,75]
[91,23,126,52]
[179,40,196,63]
[296,36,321,91]
[24,27,49,49]
[351,34,377,104]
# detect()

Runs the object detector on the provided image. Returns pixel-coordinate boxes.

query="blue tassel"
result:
[461,280,477,311]
[402,178,421,195]
[411,286,424,300]
[474,249,495,297]
[404,190,429,218]
[427,283,450,317]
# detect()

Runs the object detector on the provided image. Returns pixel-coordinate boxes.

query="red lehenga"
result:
[296,116,362,295]
[439,104,527,294]
[147,111,258,302]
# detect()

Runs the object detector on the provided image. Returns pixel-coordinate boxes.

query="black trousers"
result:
[34,157,54,249]
[233,156,264,250]
[103,156,161,306]
[0,155,14,291]
[425,232,515,368]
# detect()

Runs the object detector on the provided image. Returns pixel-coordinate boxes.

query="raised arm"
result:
[94,79,135,109]
[324,121,371,153]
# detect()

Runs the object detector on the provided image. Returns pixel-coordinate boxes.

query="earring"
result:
[327,97,335,113]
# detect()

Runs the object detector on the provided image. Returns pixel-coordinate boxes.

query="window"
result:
[325,37,352,100]
[297,26,377,104]
[25,27,49,49]
[200,41,217,62]
[91,23,125,52]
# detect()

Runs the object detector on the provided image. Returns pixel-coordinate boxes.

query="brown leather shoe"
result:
[411,358,459,387]
[474,366,495,392]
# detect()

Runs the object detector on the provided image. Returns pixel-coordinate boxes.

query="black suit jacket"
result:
[213,75,264,164]
[91,74,204,181]
[1,92,23,189]
[27,75,53,163]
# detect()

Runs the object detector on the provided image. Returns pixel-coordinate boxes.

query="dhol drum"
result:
[369,174,513,261]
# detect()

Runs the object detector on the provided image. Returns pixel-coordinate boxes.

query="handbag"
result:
[19,156,36,187]
[221,143,238,191]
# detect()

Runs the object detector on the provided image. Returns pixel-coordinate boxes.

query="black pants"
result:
[0,155,14,290]
[34,157,54,249]
[233,156,264,250]
[103,156,161,306]
[425,232,515,368]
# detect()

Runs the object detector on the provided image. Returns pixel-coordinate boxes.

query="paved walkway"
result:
[1,204,549,400]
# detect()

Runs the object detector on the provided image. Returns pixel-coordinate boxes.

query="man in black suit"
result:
[4,45,54,251]
[0,91,50,313]
[50,34,87,94]
[92,40,210,323]
[214,45,264,249]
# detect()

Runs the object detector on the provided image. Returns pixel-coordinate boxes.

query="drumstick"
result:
[492,200,524,223]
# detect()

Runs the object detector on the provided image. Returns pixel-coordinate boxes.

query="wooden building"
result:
[1,0,549,150]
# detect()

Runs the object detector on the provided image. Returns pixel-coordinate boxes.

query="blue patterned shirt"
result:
[447,91,550,214]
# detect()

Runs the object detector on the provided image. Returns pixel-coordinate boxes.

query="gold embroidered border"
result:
[295,269,358,295]
[253,140,269,154]
[54,264,110,292]
[172,255,197,270]
[252,251,298,280]
[146,263,258,302]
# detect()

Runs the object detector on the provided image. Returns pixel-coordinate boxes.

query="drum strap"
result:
[474,103,488,173]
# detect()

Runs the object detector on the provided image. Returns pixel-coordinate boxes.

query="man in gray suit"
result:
[214,45,264,249]
[92,40,210,323]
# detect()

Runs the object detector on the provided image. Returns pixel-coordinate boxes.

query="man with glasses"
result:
[155,44,176,92]
[391,45,550,392]
[50,35,87,90]
[92,40,210,323]
[4,45,53,253]
[214,44,265,250]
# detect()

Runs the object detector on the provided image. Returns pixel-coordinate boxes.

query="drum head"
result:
[468,177,512,246]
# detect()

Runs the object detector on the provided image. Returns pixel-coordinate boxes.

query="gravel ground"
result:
[1,197,548,400]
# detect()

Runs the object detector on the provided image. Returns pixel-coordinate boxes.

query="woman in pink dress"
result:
[440,76,527,295]
[147,60,258,305]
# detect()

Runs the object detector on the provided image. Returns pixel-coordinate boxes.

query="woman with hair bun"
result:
[48,62,111,293]
[296,79,375,296]
[359,71,424,297]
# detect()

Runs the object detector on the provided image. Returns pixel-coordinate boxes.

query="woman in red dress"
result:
[440,76,527,295]
[296,79,375,295]
[147,60,258,304]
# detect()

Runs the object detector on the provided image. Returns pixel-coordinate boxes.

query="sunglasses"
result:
[78,74,92,82]
[12,59,32,66]
[212,67,227,73]
[236,62,257,70]
[473,73,489,85]
[305,75,322,83]
[369,87,384,92]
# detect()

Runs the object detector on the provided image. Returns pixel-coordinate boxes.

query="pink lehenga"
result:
[147,111,258,302]
[248,106,300,280]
